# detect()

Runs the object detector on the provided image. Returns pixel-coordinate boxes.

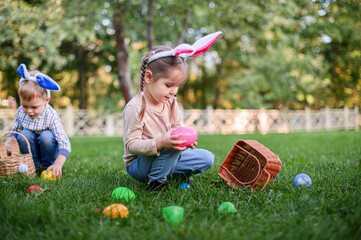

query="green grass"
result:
[1,131,361,240]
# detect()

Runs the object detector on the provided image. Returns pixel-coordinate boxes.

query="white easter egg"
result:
[18,163,28,174]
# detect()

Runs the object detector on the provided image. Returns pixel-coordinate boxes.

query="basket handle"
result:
[0,131,32,158]
[257,170,271,192]
[219,158,260,186]
[219,165,248,187]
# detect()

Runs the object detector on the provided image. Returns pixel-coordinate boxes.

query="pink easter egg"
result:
[171,127,198,147]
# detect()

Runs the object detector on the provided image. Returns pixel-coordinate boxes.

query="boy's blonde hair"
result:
[18,71,48,101]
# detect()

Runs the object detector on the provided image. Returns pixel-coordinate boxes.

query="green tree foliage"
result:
[0,0,360,110]
[0,0,103,109]
[178,0,329,109]
[0,0,67,100]
[302,0,361,108]
[57,0,103,109]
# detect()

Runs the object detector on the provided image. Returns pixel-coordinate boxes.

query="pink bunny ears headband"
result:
[148,31,222,63]
[17,63,60,97]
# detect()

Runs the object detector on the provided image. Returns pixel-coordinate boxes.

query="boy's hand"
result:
[47,155,66,178]
[46,164,62,178]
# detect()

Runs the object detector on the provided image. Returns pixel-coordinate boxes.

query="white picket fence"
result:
[0,106,359,136]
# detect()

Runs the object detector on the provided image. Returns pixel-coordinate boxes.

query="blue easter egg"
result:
[293,173,312,187]
[274,173,282,181]
[178,183,190,192]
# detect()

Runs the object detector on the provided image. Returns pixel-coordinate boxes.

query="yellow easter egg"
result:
[102,204,129,219]
[40,170,58,180]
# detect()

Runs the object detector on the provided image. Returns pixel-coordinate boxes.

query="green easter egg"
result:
[218,202,237,214]
[111,187,136,202]
[162,206,184,226]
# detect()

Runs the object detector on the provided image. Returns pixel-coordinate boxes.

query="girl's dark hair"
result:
[138,46,188,121]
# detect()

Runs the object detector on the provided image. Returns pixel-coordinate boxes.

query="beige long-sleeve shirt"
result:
[122,93,182,167]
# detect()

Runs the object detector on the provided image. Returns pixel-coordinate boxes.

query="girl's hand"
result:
[189,141,198,149]
[157,129,187,151]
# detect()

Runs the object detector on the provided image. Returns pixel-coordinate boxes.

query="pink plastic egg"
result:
[171,127,198,147]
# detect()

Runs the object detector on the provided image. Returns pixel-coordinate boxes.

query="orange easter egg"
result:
[102,204,129,219]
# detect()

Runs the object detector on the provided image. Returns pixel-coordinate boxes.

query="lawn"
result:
[1,131,360,240]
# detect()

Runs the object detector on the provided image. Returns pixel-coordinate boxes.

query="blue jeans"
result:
[16,129,58,168]
[126,148,214,183]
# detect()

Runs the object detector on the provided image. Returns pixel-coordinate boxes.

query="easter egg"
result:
[178,183,190,192]
[18,164,28,174]
[27,185,43,194]
[293,173,312,187]
[41,170,58,180]
[218,202,237,214]
[273,173,282,182]
[111,187,136,202]
[162,206,184,226]
[171,127,198,147]
[91,207,100,213]
[102,204,129,219]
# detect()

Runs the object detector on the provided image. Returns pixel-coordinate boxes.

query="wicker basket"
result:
[0,132,35,177]
[218,140,282,192]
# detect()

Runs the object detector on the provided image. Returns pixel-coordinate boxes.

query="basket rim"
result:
[0,131,33,159]
[236,139,281,165]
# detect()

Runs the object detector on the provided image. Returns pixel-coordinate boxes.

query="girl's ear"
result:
[144,70,153,83]
[45,97,50,104]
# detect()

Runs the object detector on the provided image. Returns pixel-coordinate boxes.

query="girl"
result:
[122,32,222,192]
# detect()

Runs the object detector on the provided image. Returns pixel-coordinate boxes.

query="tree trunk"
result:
[5,67,19,105]
[147,0,155,50]
[200,64,208,108]
[213,63,222,109]
[113,2,134,103]
[175,5,191,46]
[77,46,88,109]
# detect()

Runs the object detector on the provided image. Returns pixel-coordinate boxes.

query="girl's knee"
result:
[203,150,215,169]
[194,149,214,170]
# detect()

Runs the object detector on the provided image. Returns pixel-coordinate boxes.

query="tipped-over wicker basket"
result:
[0,132,35,177]
[218,140,282,192]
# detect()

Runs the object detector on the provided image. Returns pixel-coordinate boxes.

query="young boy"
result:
[5,64,71,178]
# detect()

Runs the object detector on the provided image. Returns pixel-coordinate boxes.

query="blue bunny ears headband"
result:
[148,31,222,63]
[17,63,60,97]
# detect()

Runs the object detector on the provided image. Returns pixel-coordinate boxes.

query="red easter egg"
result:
[171,127,198,147]
[27,185,43,194]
